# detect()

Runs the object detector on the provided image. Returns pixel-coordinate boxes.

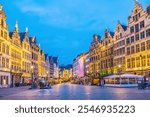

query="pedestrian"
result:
[101,80,104,88]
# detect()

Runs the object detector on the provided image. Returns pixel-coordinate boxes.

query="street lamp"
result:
[31,65,34,89]
[47,71,49,81]
[118,65,122,85]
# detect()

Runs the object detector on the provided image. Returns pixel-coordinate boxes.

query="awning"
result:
[121,74,144,79]
[103,75,120,79]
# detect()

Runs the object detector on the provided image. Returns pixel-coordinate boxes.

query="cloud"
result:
[13,0,109,30]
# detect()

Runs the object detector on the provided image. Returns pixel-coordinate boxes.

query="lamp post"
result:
[47,71,49,81]
[118,65,121,85]
[31,65,34,89]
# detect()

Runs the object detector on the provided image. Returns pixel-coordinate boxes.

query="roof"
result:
[19,32,26,42]
[52,57,58,65]
[110,31,114,37]
[121,24,127,31]
[49,56,53,64]
[45,54,48,60]
[146,4,150,14]
[9,32,13,38]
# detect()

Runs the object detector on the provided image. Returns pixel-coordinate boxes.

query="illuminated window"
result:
[127,47,130,55]
[147,54,150,66]
[136,57,140,67]
[131,46,135,54]
[131,58,135,68]
[147,40,150,50]
[141,42,146,51]
[136,44,140,53]
[142,56,146,67]
[127,59,131,68]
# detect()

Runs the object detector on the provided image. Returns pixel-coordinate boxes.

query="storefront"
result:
[0,71,11,88]
[11,72,23,87]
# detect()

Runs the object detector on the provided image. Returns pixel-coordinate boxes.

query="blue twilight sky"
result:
[0,0,149,65]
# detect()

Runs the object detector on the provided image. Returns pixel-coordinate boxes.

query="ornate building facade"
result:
[0,5,11,87]
[20,28,32,83]
[125,2,150,76]
[10,23,22,86]
[113,22,127,74]
[29,36,40,79]
[100,29,114,76]
[89,35,101,79]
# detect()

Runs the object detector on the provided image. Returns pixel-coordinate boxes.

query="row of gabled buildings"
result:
[73,2,150,84]
[0,5,59,88]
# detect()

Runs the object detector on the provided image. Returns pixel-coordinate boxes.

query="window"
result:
[127,47,130,55]
[140,31,145,39]
[136,44,140,53]
[126,38,130,44]
[141,42,145,51]
[6,59,9,69]
[146,29,150,37]
[140,21,145,29]
[147,40,150,50]
[127,59,131,68]
[0,57,1,68]
[0,42,1,52]
[130,26,134,33]
[135,34,139,41]
[136,57,140,67]
[141,55,146,67]
[6,45,9,55]
[1,30,3,37]
[131,36,134,43]
[131,58,135,68]
[135,24,139,32]
[4,31,7,40]
[147,54,150,66]
[2,57,5,68]
[131,46,135,54]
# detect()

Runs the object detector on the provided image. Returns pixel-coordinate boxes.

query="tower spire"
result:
[134,0,138,5]
[15,21,19,33]
[26,27,28,33]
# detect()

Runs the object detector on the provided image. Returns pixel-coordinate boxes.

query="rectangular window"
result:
[0,57,1,68]
[2,57,5,68]
[0,42,1,52]
[147,40,150,50]
[126,38,130,44]
[141,42,146,51]
[131,58,135,68]
[127,59,131,68]
[140,21,145,29]
[130,26,134,33]
[147,54,150,66]
[136,57,140,67]
[135,24,139,32]
[135,34,139,41]
[131,36,135,43]
[4,31,7,40]
[127,47,130,55]
[131,46,135,54]
[142,55,146,67]
[136,44,140,53]
[146,29,150,37]
[140,31,145,39]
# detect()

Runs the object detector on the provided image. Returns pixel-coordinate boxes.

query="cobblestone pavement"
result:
[0,83,150,100]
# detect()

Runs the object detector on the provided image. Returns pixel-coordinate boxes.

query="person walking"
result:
[101,79,104,88]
